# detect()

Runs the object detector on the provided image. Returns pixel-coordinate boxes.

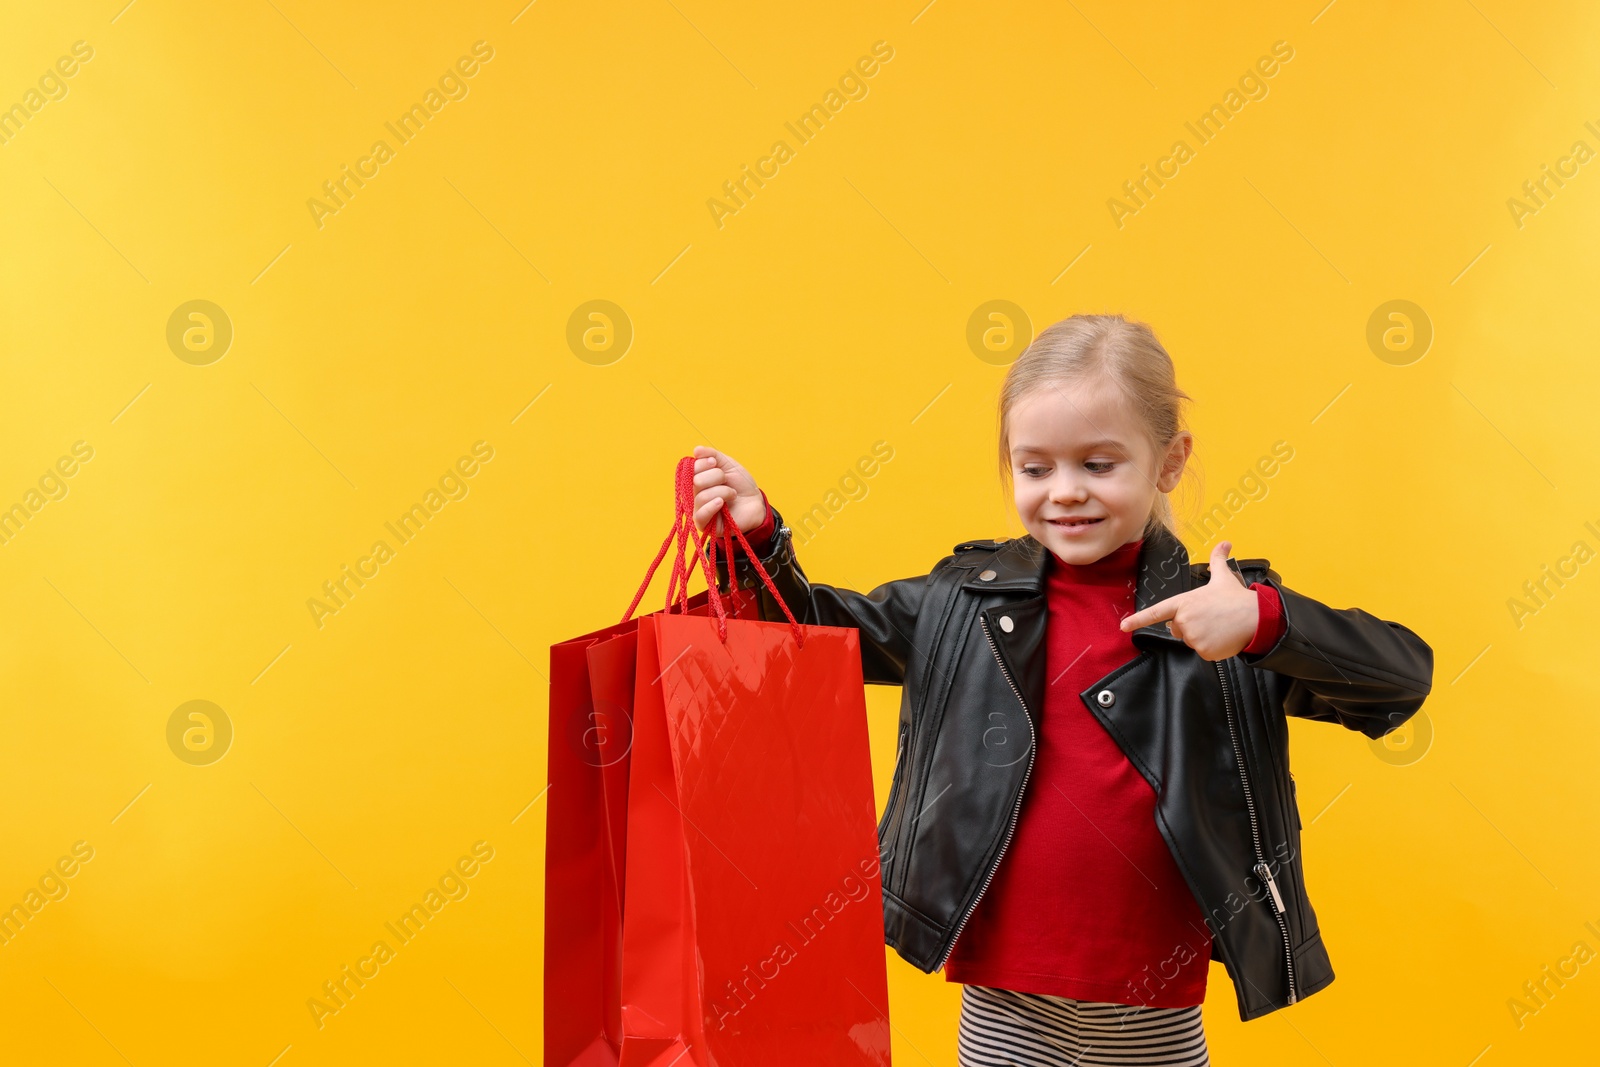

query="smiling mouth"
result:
[1048,517,1104,528]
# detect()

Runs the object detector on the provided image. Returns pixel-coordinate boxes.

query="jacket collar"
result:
[961,523,1193,648]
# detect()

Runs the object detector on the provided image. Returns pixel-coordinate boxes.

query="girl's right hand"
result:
[691,446,766,535]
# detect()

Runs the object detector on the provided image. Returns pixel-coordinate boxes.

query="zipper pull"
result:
[1254,861,1287,914]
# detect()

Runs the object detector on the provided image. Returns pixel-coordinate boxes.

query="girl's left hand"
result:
[1118,541,1260,661]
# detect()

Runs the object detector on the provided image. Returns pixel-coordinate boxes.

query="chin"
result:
[1051,542,1104,563]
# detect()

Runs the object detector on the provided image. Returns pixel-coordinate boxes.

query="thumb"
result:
[1208,540,1242,585]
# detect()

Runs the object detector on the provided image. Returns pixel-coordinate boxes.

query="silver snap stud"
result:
[979,569,996,581]
[999,616,1014,633]
[1096,689,1115,707]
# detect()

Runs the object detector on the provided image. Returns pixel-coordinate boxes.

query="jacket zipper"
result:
[935,614,1035,971]
[1216,659,1297,1004]
[881,722,911,836]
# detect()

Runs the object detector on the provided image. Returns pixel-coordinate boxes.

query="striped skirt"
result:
[957,983,1210,1066]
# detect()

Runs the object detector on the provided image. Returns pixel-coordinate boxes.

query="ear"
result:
[1154,431,1193,493]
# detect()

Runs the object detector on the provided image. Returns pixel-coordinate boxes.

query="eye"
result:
[1085,461,1115,474]
[1020,465,1049,478]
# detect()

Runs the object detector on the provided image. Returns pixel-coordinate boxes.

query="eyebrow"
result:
[1012,439,1129,454]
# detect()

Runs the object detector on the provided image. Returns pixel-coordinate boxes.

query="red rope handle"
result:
[704,516,739,611]
[721,522,736,603]
[621,520,678,624]
[676,461,730,635]
[621,456,803,646]
[664,457,697,615]
[622,458,696,620]
[722,515,804,646]
[622,457,730,639]
[687,521,730,639]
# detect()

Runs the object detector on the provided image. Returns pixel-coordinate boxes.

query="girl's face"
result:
[1007,378,1191,565]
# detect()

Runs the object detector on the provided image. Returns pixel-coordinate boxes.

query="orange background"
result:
[1,1,1597,1063]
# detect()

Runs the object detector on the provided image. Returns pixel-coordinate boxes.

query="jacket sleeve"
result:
[1239,566,1434,740]
[713,504,940,687]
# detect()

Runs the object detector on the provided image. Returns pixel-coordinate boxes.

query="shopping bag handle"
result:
[620,456,804,646]
[705,517,806,646]
[619,456,719,627]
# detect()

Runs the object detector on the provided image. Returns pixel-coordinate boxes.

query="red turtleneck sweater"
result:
[738,503,1285,1007]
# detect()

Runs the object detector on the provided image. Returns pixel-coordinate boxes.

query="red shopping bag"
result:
[546,592,727,1067]
[544,458,892,1067]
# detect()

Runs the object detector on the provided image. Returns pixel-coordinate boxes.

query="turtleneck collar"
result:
[1047,537,1144,587]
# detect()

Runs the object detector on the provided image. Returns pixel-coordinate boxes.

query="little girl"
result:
[689,313,1434,1066]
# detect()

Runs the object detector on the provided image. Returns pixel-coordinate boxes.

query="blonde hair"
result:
[997,314,1194,538]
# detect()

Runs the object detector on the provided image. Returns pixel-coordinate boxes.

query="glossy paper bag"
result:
[544,592,727,1067]
[545,456,891,1066]
[545,618,635,1067]
[619,610,892,1066]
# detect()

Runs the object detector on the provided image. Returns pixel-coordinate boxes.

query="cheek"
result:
[1102,473,1150,511]
[1014,483,1047,516]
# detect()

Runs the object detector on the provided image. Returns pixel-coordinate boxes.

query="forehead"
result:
[1008,379,1144,450]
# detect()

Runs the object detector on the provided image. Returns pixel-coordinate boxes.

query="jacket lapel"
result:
[1129,523,1193,650]
[964,525,1194,650]
[958,536,1048,593]
[962,525,1194,736]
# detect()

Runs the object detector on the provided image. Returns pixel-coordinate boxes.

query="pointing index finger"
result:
[1119,594,1182,632]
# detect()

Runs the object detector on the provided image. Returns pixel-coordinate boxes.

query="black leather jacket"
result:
[720,507,1434,1021]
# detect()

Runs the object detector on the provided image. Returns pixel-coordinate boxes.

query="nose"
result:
[1047,470,1088,504]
